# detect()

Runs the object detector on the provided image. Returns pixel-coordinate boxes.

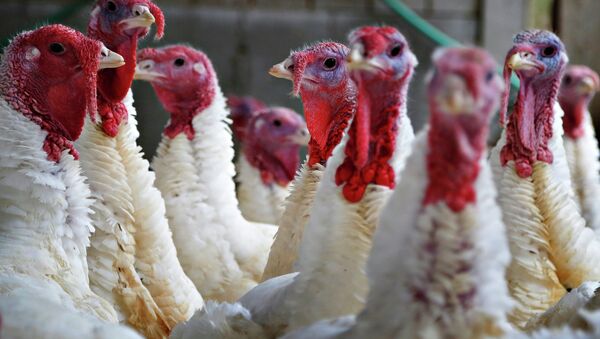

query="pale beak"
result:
[288,126,310,145]
[437,74,476,115]
[269,58,293,80]
[120,5,155,30]
[346,43,385,72]
[98,46,125,69]
[507,51,542,71]
[133,64,164,81]
[578,76,598,94]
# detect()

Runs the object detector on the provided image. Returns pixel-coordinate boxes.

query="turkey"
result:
[489,29,600,328]
[235,106,309,225]
[227,95,267,143]
[261,41,356,281]
[283,46,513,339]
[170,25,418,338]
[78,0,203,336]
[135,45,277,301]
[558,66,600,231]
[0,24,140,338]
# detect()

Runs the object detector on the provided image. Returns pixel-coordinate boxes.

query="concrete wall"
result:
[0,0,529,159]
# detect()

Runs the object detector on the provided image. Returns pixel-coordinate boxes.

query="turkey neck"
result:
[424,112,489,212]
[187,87,246,220]
[302,80,356,166]
[500,75,561,178]
[242,141,300,187]
[94,36,138,137]
[561,100,589,139]
[336,71,410,203]
[0,98,93,288]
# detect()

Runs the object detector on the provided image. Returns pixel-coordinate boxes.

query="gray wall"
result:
[0,0,524,159]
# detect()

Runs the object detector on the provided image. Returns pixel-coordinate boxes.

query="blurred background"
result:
[1,0,598,159]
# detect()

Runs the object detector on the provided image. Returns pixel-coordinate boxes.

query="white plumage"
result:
[0,97,140,337]
[152,84,276,302]
[77,91,203,336]
[261,161,325,282]
[236,154,291,225]
[563,112,600,232]
[490,102,600,327]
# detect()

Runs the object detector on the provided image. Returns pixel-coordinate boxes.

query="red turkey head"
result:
[559,65,600,139]
[136,45,217,140]
[334,26,417,202]
[227,95,268,142]
[0,24,124,161]
[244,107,308,186]
[269,42,355,166]
[424,47,503,211]
[89,0,164,104]
[499,30,568,178]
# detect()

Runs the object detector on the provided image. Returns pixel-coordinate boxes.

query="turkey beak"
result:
[288,126,310,145]
[578,76,599,95]
[269,58,293,80]
[134,64,163,81]
[437,74,476,115]
[347,43,385,73]
[121,5,155,30]
[507,50,542,72]
[98,46,125,69]
[346,43,367,71]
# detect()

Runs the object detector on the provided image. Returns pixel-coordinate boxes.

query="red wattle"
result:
[97,99,129,137]
[423,114,487,212]
[562,101,587,139]
[499,78,559,178]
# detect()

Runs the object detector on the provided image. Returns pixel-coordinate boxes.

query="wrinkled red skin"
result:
[306,91,356,167]
[289,42,356,167]
[137,45,216,140]
[246,144,300,186]
[227,95,267,142]
[423,48,500,212]
[500,70,560,178]
[335,76,407,202]
[559,66,600,139]
[0,25,102,162]
[88,0,164,137]
[424,113,489,212]
[335,26,413,203]
[243,108,305,186]
[499,32,566,178]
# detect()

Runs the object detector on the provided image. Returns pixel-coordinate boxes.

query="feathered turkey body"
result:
[152,88,276,301]
[283,46,513,339]
[559,66,600,232]
[137,45,276,301]
[0,98,118,323]
[236,154,291,224]
[488,30,600,328]
[0,24,142,338]
[235,26,418,336]
[235,107,307,225]
[262,42,355,281]
[79,1,202,335]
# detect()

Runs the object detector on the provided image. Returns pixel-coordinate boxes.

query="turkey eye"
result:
[389,44,402,57]
[273,119,282,127]
[49,43,65,55]
[286,64,294,72]
[106,1,117,11]
[541,46,556,57]
[485,70,495,82]
[174,58,185,67]
[323,58,337,70]
[563,75,572,85]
